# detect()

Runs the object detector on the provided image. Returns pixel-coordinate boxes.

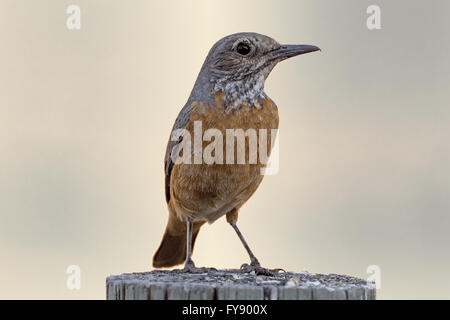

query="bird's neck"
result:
[212,74,267,110]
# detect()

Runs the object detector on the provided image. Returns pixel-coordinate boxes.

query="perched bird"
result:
[153,32,319,274]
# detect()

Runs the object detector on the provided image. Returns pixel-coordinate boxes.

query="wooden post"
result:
[106,269,376,300]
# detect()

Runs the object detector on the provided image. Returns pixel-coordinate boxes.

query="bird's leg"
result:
[227,211,284,276]
[181,217,216,273]
[229,220,261,267]
[183,217,196,270]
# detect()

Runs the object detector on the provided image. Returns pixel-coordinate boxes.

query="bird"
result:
[152,32,320,275]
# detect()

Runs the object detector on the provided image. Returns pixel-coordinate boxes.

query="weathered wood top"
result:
[106,268,376,300]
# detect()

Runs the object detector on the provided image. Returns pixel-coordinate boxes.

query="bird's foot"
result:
[240,261,285,276]
[181,259,217,274]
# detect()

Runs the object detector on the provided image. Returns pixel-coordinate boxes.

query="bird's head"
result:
[207,32,319,81]
[194,32,319,108]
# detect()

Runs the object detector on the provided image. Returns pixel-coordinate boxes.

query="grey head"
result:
[189,32,320,109]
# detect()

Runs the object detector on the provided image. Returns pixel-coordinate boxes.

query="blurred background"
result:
[1,0,449,299]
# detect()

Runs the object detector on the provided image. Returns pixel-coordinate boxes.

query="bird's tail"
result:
[152,213,204,268]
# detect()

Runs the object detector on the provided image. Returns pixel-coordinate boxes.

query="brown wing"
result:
[164,103,193,203]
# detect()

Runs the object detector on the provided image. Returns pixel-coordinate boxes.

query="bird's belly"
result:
[170,96,279,222]
[172,163,263,221]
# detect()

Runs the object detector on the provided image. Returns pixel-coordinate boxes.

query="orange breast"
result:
[170,93,279,222]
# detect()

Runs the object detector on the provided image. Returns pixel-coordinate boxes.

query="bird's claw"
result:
[240,262,285,276]
[181,260,217,274]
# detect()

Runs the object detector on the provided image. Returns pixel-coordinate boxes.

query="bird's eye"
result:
[236,42,251,56]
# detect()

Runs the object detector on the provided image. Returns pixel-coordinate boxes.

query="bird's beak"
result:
[270,44,321,61]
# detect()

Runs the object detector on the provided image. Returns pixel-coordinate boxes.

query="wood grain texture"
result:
[106,269,376,300]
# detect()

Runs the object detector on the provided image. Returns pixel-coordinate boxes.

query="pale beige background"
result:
[1,0,449,299]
